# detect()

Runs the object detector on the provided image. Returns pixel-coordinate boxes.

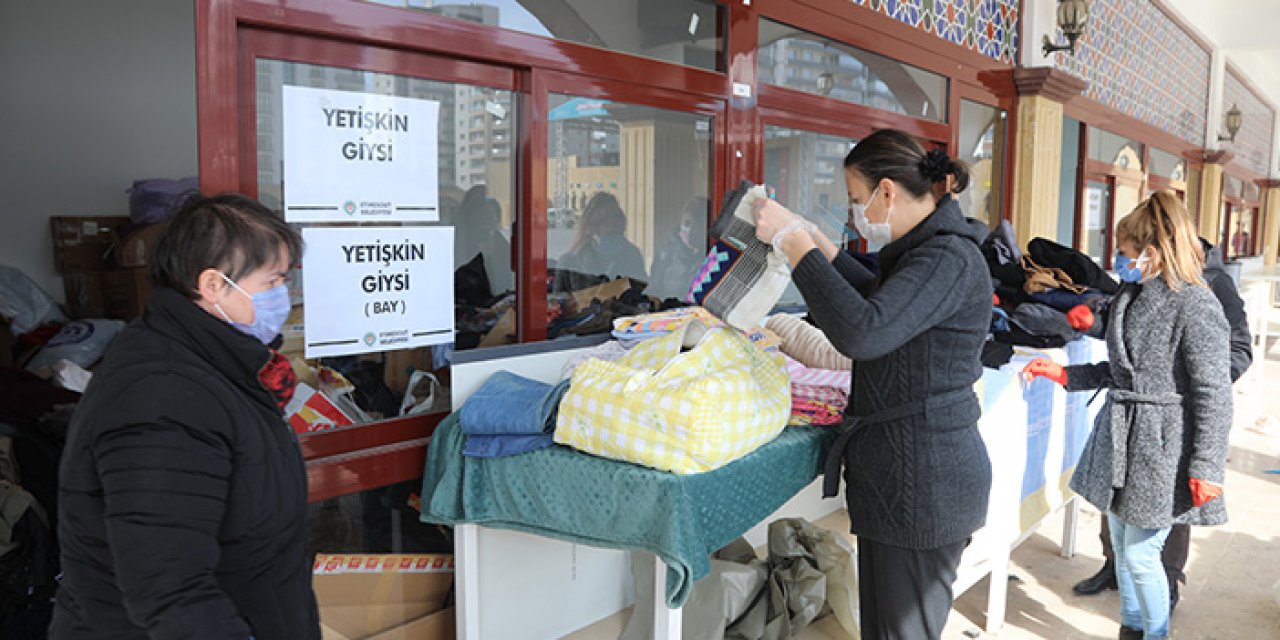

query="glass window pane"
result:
[1149,147,1186,182]
[1224,176,1245,199]
[957,100,1007,224]
[1057,117,1081,245]
[1244,181,1261,203]
[1088,128,1143,171]
[763,125,856,308]
[546,94,712,331]
[362,0,724,72]
[758,18,948,122]
[256,59,518,433]
[1081,181,1110,264]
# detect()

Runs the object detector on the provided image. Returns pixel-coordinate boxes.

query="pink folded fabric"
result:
[785,356,852,391]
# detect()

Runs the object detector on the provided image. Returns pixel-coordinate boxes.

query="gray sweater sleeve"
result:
[1179,290,1233,483]
[791,240,967,361]
[830,251,877,297]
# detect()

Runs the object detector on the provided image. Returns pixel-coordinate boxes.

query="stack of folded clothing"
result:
[611,307,781,352]
[457,371,570,458]
[765,313,852,371]
[785,356,850,426]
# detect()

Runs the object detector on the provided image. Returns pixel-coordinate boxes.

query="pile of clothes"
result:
[980,221,1115,368]
[765,314,851,426]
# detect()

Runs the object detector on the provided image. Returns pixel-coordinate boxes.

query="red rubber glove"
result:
[1066,304,1095,331]
[1189,478,1222,507]
[992,293,1001,306]
[1022,358,1067,386]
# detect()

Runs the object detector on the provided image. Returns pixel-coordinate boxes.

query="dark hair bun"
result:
[918,149,953,183]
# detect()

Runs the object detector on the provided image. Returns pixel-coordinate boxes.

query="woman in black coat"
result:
[52,195,319,640]
[754,129,992,639]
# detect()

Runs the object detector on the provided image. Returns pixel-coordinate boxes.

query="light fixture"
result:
[816,72,835,96]
[1042,0,1089,57]
[1218,103,1243,143]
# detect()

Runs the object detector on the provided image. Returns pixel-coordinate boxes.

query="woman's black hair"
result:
[843,129,970,198]
[150,193,302,298]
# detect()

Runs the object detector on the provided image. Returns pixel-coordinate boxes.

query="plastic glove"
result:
[1066,304,1095,331]
[1022,358,1067,386]
[1189,478,1222,507]
[752,198,801,244]
[992,293,1001,306]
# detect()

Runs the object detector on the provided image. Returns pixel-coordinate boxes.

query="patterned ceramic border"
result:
[1052,0,1209,144]
[1223,71,1275,177]
[850,0,1020,65]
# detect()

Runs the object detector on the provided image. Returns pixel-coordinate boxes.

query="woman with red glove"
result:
[1023,191,1231,640]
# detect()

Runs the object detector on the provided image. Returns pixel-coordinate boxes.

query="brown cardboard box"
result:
[365,607,455,640]
[50,216,130,273]
[313,554,454,640]
[115,223,166,268]
[63,268,152,320]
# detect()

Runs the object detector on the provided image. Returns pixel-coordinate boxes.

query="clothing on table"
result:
[1027,237,1120,295]
[1010,303,1081,343]
[790,195,992,549]
[689,182,791,330]
[766,313,853,372]
[980,219,1022,268]
[990,306,1011,333]
[1108,512,1172,639]
[1028,288,1105,312]
[980,340,1015,369]
[1021,255,1089,294]
[856,536,967,640]
[783,355,851,390]
[611,307,782,352]
[992,325,1067,349]
[1066,277,1232,529]
[458,371,570,458]
[52,287,318,640]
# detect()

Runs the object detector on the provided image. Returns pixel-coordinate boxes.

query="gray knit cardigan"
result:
[1066,277,1232,528]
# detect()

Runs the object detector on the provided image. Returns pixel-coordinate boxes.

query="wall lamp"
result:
[1218,104,1243,143]
[1042,0,1089,57]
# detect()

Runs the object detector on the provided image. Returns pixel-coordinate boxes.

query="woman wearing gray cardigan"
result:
[754,130,993,640]
[1024,191,1232,640]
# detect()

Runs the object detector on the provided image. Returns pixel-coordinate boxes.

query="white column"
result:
[1018,0,1060,65]
[1205,48,1227,151]
[1270,109,1280,178]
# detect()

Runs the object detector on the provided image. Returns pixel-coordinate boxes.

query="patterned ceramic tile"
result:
[1053,0,1210,145]
[1223,72,1275,177]
[848,0,1018,64]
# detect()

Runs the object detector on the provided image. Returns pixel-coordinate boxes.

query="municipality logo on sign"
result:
[343,201,358,216]
[363,332,377,347]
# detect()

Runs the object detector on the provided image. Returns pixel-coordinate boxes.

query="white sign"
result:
[283,85,440,223]
[302,227,454,358]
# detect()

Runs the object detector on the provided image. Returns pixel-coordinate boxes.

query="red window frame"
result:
[197,0,1019,502]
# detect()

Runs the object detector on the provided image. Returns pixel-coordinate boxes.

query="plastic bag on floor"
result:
[0,266,67,337]
[23,319,124,372]
[622,539,767,640]
[762,518,859,639]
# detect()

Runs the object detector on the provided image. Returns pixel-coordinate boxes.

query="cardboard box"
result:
[50,216,130,273]
[62,268,152,320]
[313,554,454,640]
[365,607,455,640]
[115,223,166,268]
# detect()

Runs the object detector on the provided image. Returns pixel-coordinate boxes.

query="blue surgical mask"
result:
[215,272,292,344]
[1114,251,1149,283]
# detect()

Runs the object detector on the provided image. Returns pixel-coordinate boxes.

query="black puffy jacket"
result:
[51,287,318,640]
[1200,239,1253,381]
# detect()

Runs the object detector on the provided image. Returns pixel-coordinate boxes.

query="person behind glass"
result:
[753,129,993,640]
[1069,234,1251,612]
[1023,191,1232,640]
[649,196,708,298]
[558,191,647,281]
[51,194,319,640]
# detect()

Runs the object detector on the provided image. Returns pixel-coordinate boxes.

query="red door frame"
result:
[197,0,1019,502]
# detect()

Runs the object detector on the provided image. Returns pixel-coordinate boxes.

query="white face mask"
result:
[849,185,894,248]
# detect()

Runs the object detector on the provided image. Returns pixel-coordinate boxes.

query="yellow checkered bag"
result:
[554,320,791,474]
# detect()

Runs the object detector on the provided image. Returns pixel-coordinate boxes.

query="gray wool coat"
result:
[1066,277,1232,529]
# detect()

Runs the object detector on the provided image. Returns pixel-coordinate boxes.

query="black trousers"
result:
[857,537,967,640]
[1100,519,1191,585]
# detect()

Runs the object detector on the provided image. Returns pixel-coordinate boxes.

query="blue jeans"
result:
[1108,512,1172,638]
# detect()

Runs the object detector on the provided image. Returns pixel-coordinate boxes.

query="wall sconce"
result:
[1218,103,1243,143]
[816,72,835,96]
[1042,0,1089,57]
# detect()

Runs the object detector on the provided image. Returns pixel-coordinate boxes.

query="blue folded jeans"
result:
[458,371,571,457]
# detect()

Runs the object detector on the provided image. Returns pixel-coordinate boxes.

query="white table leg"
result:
[456,523,481,640]
[652,554,682,640]
[1061,495,1080,558]
[985,546,1010,635]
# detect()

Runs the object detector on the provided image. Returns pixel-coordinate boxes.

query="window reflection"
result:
[957,100,1006,224]
[545,94,713,337]
[363,0,724,72]
[758,18,948,122]
[256,59,518,432]
[764,126,857,307]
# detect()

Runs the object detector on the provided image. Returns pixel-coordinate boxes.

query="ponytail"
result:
[1116,190,1206,290]
[843,129,968,199]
